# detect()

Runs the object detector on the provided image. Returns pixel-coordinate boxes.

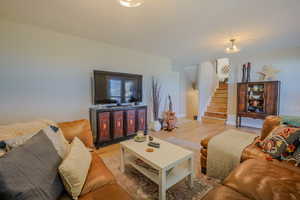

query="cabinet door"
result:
[125,110,136,136]
[98,112,110,143]
[265,82,279,115]
[137,109,146,131]
[112,111,124,139]
[237,83,247,114]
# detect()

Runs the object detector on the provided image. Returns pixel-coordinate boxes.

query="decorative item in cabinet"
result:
[112,111,124,139]
[137,108,147,133]
[125,110,136,136]
[97,112,110,144]
[247,83,265,113]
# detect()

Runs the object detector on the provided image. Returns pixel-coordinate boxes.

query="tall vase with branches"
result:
[151,77,162,131]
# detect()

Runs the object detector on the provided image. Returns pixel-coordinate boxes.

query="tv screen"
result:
[93,70,142,104]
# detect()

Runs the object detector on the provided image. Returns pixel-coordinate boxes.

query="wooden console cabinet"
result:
[90,105,147,147]
[236,81,280,127]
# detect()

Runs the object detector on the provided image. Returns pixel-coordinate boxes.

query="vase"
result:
[151,120,161,132]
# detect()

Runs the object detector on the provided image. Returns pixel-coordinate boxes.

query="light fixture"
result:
[226,39,240,54]
[118,0,144,8]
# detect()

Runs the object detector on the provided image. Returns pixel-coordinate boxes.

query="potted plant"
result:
[151,77,162,132]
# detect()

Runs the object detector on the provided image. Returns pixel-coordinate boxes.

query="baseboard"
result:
[227,114,263,129]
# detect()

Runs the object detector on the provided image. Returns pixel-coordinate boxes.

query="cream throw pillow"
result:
[59,137,92,200]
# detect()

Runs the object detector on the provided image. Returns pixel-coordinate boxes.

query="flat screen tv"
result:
[93,70,143,105]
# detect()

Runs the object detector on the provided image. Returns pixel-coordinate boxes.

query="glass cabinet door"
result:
[247,84,265,113]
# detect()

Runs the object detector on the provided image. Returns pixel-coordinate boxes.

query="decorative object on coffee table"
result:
[257,65,280,81]
[151,77,162,132]
[120,137,194,200]
[134,131,146,142]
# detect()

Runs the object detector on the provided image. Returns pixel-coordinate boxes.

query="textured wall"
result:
[0,19,180,124]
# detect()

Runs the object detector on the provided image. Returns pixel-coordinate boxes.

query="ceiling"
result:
[0,0,300,66]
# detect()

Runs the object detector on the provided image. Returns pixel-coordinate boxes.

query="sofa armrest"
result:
[260,116,281,140]
[201,133,220,149]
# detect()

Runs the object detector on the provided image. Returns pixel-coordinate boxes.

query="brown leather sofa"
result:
[201,116,300,200]
[58,119,132,200]
[202,159,300,200]
[200,116,282,174]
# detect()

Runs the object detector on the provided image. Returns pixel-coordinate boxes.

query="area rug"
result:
[101,153,214,200]
[164,137,201,151]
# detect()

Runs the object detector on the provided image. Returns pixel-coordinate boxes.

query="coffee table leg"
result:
[159,169,166,200]
[188,157,194,188]
[120,146,125,173]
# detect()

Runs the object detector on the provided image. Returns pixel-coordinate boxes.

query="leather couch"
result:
[58,119,132,200]
[202,159,300,200]
[200,116,282,174]
[201,116,300,200]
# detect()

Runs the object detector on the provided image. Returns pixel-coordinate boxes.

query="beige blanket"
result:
[207,129,257,180]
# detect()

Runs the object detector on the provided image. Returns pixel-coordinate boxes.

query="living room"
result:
[1,1,300,200]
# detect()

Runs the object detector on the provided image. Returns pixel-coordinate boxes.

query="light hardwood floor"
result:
[96,118,260,177]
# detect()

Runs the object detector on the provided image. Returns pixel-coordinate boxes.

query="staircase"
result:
[202,82,228,124]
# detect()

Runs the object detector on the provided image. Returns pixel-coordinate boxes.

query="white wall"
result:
[0,19,180,124]
[198,61,219,118]
[227,47,300,127]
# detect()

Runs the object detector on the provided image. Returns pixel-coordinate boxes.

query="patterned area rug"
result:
[101,154,214,200]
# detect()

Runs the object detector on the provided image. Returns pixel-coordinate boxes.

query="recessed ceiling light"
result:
[118,0,144,8]
[226,39,240,54]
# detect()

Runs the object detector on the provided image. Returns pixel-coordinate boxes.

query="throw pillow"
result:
[4,132,36,149]
[59,137,92,200]
[0,131,64,200]
[261,126,300,160]
[281,115,300,127]
[43,125,70,159]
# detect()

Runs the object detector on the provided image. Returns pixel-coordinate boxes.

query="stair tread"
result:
[205,111,227,114]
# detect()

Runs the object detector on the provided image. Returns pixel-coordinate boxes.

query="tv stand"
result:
[89,105,147,147]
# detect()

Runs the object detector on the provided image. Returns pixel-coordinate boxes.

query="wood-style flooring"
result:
[95,118,260,177]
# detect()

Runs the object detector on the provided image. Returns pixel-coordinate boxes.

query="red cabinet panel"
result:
[137,109,146,131]
[125,110,136,136]
[112,111,124,139]
[98,112,110,143]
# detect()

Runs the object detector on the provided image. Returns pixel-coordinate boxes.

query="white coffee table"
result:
[120,137,194,200]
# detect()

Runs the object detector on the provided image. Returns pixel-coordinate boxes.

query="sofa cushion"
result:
[59,137,92,200]
[81,152,116,195]
[223,159,300,200]
[0,131,64,200]
[58,119,94,148]
[79,184,132,200]
[202,186,250,200]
